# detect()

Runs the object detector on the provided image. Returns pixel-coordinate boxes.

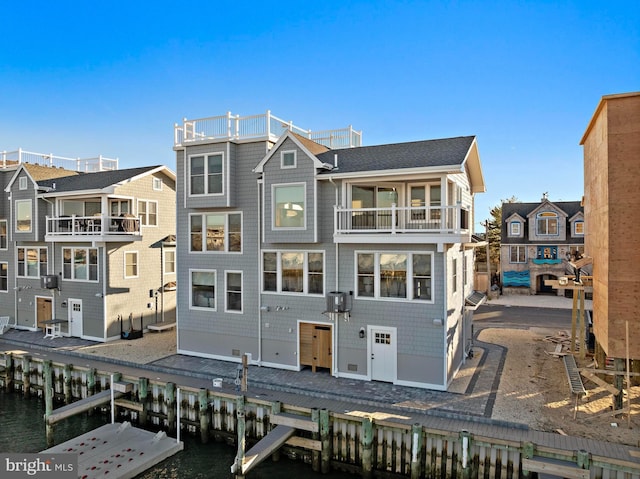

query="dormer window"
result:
[19,177,27,190]
[273,183,305,229]
[574,221,584,236]
[509,221,521,236]
[281,150,296,169]
[536,212,558,235]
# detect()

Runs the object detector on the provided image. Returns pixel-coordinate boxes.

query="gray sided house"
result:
[500,197,585,296]
[0,152,176,341]
[174,111,486,390]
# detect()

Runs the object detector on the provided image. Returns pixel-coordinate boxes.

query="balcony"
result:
[174,110,361,150]
[45,215,142,242]
[334,204,471,244]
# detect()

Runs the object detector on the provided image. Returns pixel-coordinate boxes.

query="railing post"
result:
[266,109,271,138]
[391,203,397,234]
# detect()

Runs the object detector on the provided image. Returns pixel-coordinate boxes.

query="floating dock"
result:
[41,421,183,479]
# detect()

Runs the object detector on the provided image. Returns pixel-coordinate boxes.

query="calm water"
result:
[0,390,353,478]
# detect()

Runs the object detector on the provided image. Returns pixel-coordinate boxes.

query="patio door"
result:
[68,299,83,337]
[351,185,401,229]
[369,326,397,383]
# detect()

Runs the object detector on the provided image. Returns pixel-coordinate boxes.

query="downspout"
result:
[329,177,339,377]
[256,178,263,366]
[442,247,448,387]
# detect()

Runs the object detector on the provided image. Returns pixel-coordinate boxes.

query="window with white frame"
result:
[536,212,558,235]
[262,251,324,295]
[509,221,521,236]
[190,212,242,252]
[574,221,584,236]
[0,220,7,249]
[153,177,163,191]
[63,247,98,281]
[110,200,130,216]
[356,252,433,301]
[509,245,526,263]
[19,177,27,190]
[164,249,176,274]
[0,262,7,292]
[273,183,305,229]
[225,271,242,312]
[452,258,458,293]
[191,270,216,309]
[189,152,223,195]
[17,247,47,277]
[281,150,296,168]
[15,200,32,232]
[138,200,158,226]
[124,251,138,278]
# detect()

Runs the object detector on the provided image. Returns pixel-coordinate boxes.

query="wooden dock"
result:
[42,421,183,479]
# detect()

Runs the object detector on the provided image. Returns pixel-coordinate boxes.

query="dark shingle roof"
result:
[316,136,475,174]
[501,201,584,245]
[37,166,161,192]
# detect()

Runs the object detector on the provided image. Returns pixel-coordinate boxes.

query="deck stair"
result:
[237,412,318,475]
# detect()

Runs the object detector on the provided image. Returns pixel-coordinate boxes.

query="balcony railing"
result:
[46,215,141,238]
[174,110,361,150]
[1,149,118,172]
[335,204,470,235]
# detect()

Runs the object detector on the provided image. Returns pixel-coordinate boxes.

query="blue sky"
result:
[1,1,638,229]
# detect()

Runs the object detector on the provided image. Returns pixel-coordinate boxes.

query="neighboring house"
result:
[174,111,486,391]
[500,196,585,296]
[0,150,176,341]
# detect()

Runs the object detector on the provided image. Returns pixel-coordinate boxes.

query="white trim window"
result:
[225,271,243,313]
[17,247,47,278]
[356,252,433,301]
[191,269,216,310]
[0,262,7,292]
[189,152,223,196]
[536,212,558,235]
[262,251,324,295]
[190,212,242,253]
[452,258,458,294]
[19,176,28,190]
[281,150,296,169]
[15,199,32,232]
[138,200,158,226]
[0,219,7,249]
[63,247,98,281]
[153,177,163,191]
[509,245,527,263]
[509,221,521,236]
[164,249,176,274]
[124,251,138,278]
[272,183,306,229]
[573,221,585,236]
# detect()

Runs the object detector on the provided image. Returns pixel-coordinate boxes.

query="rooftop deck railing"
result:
[335,204,470,235]
[174,110,361,150]
[1,149,118,172]
[46,215,141,238]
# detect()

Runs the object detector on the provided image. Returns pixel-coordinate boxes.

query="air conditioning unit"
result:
[326,291,346,313]
[41,275,58,289]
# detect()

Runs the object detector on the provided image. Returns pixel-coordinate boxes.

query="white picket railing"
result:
[174,110,361,149]
[0,149,118,172]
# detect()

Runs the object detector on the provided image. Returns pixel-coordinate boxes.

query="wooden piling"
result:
[166,382,176,434]
[63,363,72,404]
[44,360,54,447]
[311,408,320,472]
[271,401,282,463]
[459,430,471,479]
[410,423,423,479]
[199,388,210,443]
[320,408,331,474]
[3,353,14,391]
[22,354,31,398]
[138,377,149,425]
[361,417,373,479]
[235,395,246,478]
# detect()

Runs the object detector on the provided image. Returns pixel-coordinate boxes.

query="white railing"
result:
[174,110,362,149]
[0,149,118,172]
[46,215,141,237]
[335,204,470,235]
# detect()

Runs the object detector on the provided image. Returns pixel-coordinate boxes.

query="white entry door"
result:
[68,299,83,337]
[369,326,397,382]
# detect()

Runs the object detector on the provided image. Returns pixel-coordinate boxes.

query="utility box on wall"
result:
[41,275,58,289]
[326,291,346,313]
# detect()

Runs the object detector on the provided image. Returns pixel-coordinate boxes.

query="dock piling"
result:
[22,354,31,398]
[311,408,320,472]
[235,395,246,478]
[44,360,54,447]
[139,377,149,425]
[199,388,210,443]
[361,417,373,478]
[320,408,331,474]
[166,382,176,434]
[411,423,423,479]
[63,363,72,404]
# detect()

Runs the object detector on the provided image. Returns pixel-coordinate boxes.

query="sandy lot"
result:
[481,327,640,447]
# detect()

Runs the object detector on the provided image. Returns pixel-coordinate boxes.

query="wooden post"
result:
[199,388,210,443]
[139,377,149,425]
[21,354,31,398]
[459,430,472,479]
[626,321,631,428]
[613,358,624,411]
[166,382,176,434]
[86,368,96,416]
[411,423,423,479]
[63,363,73,404]
[3,353,14,391]
[311,408,321,472]
[361,417,373,479]
[320,408,331,474]
[271,401,282,462]
[241,354,248,392]
[571,293,578,354]
[577,449,590,470]
[521,442,535,478]
[44,360,54,447]
[235,395,246,478]
[578,289,586,359]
